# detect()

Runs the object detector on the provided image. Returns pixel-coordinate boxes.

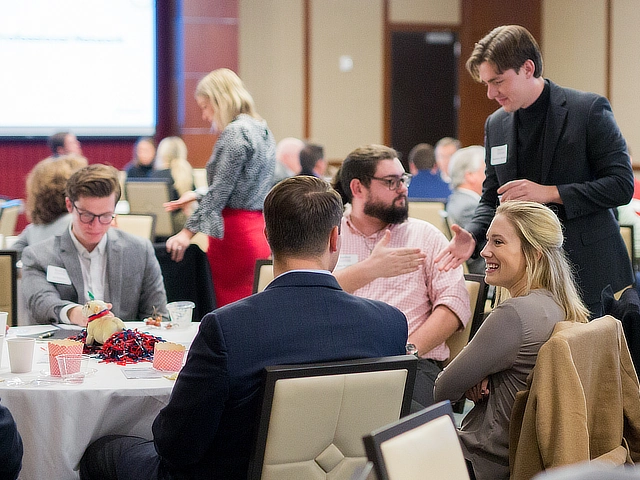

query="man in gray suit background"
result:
[22,164,167,325]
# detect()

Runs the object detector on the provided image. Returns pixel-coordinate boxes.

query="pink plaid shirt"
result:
[336,216,470,361]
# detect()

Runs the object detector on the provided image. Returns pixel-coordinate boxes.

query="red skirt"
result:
[206,208,271,307]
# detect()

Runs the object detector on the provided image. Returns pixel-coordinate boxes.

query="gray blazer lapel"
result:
[542,82,568,183]
[59,231,83,303]
[105,230,123,306]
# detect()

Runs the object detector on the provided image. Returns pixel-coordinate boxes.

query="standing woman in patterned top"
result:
[164,68,275,306]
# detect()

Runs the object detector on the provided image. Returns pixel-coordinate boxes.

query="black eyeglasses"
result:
[72,202,115,225]
[366,173,412,190]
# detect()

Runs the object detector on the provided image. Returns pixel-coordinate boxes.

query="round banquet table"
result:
[0,321,201,480]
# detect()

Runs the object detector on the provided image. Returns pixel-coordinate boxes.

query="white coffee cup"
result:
[0,312,8,336]
[7,338,35,374]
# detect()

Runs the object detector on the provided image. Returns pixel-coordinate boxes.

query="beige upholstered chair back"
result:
[364,400,469,480]
[0,250,17,326]
[408,201,450,239]
[444,273,489,367]
[114,214,156,241]
[249,356,417,480]
[0,201,22,237]
[125,180,173,237]
[253,259,274,293]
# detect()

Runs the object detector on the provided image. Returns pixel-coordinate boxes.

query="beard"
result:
[363,195,408,224]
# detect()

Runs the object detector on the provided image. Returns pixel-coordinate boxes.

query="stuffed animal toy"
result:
[82,299,125,345]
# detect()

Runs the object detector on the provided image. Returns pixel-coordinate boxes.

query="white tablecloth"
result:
[0,322,201,480]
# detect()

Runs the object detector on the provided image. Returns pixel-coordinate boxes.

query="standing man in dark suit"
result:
[436,25,634,315]
[79,176,408,480]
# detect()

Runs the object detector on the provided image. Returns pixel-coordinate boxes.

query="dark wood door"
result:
[458,0,541,147]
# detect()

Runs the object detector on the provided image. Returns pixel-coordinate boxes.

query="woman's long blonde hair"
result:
[492,201,589,323]
[155,136,193,196]
[195,68,260,130]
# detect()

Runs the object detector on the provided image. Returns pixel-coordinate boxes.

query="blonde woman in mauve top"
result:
[164,69,275,307]
[434,201,589,480]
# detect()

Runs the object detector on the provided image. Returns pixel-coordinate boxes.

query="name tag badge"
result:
[46,265,72,285]
[335,254,359,271]
[490,144,508,165]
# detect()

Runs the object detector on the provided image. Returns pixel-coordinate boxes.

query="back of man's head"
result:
[448,145,485,189]
[265,176,342,259]
[66,164,122,203]
[275,137,305,174]
[300,144,325,173]
[333,144,398,204]
[48,132,69,155]
[408,143,436,171]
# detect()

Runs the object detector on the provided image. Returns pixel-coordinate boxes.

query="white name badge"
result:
[490,144,508,165]
[335,254,359,271]
[46,265,72,285]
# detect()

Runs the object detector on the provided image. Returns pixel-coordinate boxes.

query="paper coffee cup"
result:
[153,342,186,371]
[48,339,83,376]
[7,337,35,374]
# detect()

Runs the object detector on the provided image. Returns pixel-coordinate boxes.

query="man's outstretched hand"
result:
[434,224,476,271]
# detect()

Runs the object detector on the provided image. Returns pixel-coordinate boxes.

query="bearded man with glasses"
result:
[332,144,470,410]
[22,164,167,326]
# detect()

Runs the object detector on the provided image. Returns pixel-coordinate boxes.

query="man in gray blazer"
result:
[22,164,167,325]
[436,25,634,315]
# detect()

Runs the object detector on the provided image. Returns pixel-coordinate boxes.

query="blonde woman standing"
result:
[165,69,275,306]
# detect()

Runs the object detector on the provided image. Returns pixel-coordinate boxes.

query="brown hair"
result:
[333,144,398,204]
[66,164,121,203]
[264,176,343,258]
[466,25,543,83]
[408,143,436,170]
[26,154,88,224]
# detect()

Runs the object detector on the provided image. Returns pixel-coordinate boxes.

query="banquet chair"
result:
[0,250,18,326]
[363,400,469,480]
[126,180,174,239]
[153,243,215,321]
[509,316,640,479]
[408,201,450,239]
[620,224,635,270]
[114,214,156,241]
[247,355,417,480]
[0,199,23,238]
[445,273,489,367]
[253,259,274,294]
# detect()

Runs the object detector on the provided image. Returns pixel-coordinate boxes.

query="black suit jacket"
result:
[129,271,408,480]
[467,80,634,305]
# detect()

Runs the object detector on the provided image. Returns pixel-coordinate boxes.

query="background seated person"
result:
[407,142,452,200]
[434,201,589,480]
[21,164,167,326]
[446,145,486,274]
[47,131,83,157]
[79,175,408,480]
[299,142,327,178]
[13,154,88,257]
[154,136,195,232]
[124,137,157,178]
[332,144,470,410]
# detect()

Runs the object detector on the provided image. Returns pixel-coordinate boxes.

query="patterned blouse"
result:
[185,114,276,238]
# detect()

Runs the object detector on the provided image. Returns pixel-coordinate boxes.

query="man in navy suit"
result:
[80,176,408,480]
[436,25,634,315]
